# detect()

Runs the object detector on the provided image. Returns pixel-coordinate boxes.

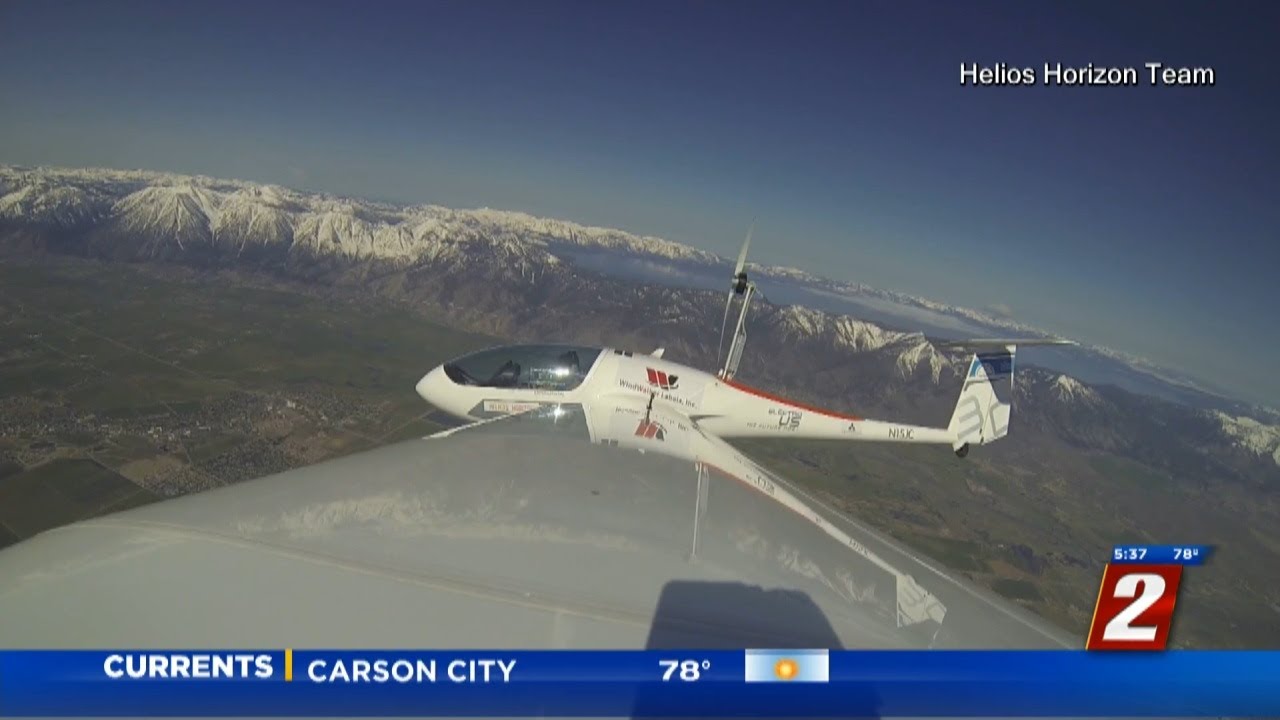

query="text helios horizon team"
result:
[959,62,1215,86]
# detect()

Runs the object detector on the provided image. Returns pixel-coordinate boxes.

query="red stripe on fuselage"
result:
[721,378,863,422]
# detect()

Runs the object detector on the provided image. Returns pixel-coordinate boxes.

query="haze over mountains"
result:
[1,164,1278,477]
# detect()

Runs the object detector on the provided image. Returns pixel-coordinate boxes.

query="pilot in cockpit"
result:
[442,345,600,391]
[556,350,581,375]
[488,360,521,387]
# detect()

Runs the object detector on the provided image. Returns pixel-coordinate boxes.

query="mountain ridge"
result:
[0,163,1243,409]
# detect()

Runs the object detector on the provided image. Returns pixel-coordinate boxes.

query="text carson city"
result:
[307,657,517,683]
[960,62,1215,86]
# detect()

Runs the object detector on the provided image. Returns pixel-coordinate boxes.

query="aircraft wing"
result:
[0,402,1073,651]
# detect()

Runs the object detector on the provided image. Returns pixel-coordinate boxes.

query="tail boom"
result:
[697,379,957,445]
[700,338,1050,453]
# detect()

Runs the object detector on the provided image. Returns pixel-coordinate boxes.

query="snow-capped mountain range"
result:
[1213,412,1280,466]
[1,164,1277,469]
[0,165,716,264]
[1,164,1243,409]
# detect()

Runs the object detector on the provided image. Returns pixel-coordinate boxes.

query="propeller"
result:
[717,222,754,366]
[733,221,753,288]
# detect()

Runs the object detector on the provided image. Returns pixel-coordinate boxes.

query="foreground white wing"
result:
[0,403,1071,651]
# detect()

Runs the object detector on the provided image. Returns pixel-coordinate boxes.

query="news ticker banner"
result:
[1,650,1277,717]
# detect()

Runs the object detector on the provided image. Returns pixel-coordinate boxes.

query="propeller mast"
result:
[716,223,757,380]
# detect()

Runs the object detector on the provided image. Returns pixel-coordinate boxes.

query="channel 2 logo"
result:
[1085,545,1207,651]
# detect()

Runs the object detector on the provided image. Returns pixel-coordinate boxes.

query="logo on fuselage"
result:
[618,372,697,409]
[634,420,666,441]
[646,368,679,390]
[770,408,802,431]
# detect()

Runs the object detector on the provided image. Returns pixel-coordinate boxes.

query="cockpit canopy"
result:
[443,345,603,392]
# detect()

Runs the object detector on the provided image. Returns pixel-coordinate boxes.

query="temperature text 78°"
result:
[659,659,711,681]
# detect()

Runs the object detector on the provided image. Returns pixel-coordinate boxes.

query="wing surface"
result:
[0,402,1072,652]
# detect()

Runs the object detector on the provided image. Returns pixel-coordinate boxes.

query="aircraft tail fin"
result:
[942,338,1073,454]
[946,345,1017,453]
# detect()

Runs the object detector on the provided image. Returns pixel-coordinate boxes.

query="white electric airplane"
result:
[416,229,1073,458]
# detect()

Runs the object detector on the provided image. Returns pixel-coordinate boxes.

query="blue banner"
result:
[0,650,1276,716]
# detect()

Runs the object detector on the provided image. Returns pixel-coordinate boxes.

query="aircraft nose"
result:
[415,365,447,403]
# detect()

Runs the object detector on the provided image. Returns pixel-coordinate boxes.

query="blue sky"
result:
[2,0,1277,406]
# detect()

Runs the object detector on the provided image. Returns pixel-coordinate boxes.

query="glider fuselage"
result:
[416,345,955,445]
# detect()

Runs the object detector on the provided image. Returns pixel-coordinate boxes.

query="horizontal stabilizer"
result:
[939,338,1075,349]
